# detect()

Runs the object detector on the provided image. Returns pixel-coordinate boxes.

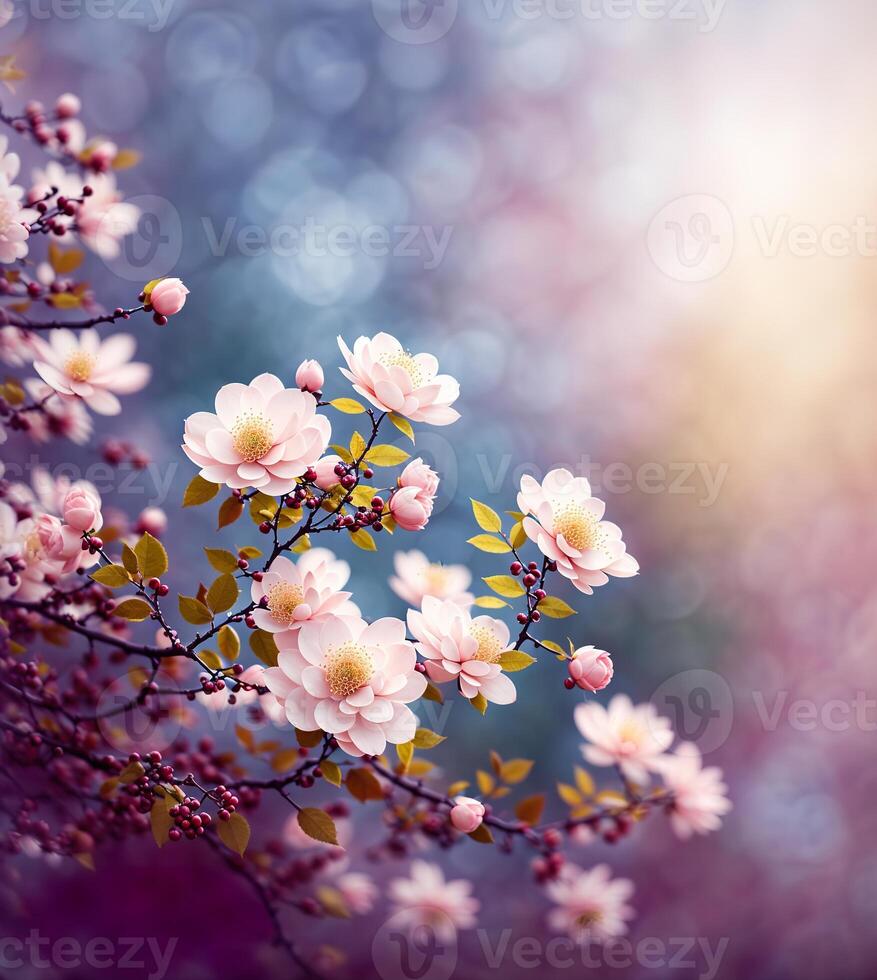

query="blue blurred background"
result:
[3,0,877,977]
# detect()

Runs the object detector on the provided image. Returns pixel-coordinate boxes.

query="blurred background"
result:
[3,0,876,977]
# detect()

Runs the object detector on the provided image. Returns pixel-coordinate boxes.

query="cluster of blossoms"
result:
[0,82,730,974]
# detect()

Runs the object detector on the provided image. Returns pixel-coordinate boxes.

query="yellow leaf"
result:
[178,595,212,625]
[423,682,444,704]
[272,748,300,773]
[396,741,413,772]
[330,398,366,415]
[515,794,546,825]
[217,625,240,662]
[90,564,131,588]
[389,413,415,442]
[474,596,509,609]
[349,529,377,552]
[345,767,384,802]
[298,808,339,846]
[199,649,222,671]
[470,692,488,714]
[121,544,139,576]
[468,535,511,554]
[538,596,577,619]
[113,599,152,622]
[112,148,142,170]
[476,770,495,795]
[250,630,278,667]
[500,759,534,784]
[468,823,494,844]
[206,574,238,613]
[471,499,502,533]
[134,532,168,579]
[183,474,219,507]
[248,491,277,524]
[447,781,470,796]
[48,242,84,275]
[411,728,445,749]
[482,575,525,598]
[218,496,244,529]
[510,521,527,549]
[321,760,342,787]
[557,783,582,806]
[364,444,410,467]
[151,797,174,848]
[217,812,251,855]
[204,548,239,573]
[499,650,536,672]
[574,767,595,797]
[349,431,366,458]
[296,728,323,748]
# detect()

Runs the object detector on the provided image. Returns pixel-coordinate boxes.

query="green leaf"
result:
[184,474,219,507]
[349,529,377,552]
[471,499,502,533]
[468,535,511,554]
[474,596,510,609]
[330,397,366,415]
[470,693,488,715]
[134,532,168,580]
[250,630,279,667]
[217,812,250,856]
[499,650,537,672]
[218,496,244,529]
[90,564,131,588]
[321,760,343,787]
[389,413,415,442]
[298,808,339,846]
[206,574,238,614]
[538,596,577,619]
[204,548,239,573]
[113,599,152,622]
[217,625,240,662]
[412,728,446,749]
[364,444,410,467]
[178,595,213,625]
[482,575,525,598]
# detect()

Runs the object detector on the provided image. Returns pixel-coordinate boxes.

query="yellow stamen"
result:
[379,350,424,387]
[232,411,273,463]
[553,502,604,553]
[324,643,374,699]
[470,624,503,664]
[65,351,96,382]
[266,582,304,627]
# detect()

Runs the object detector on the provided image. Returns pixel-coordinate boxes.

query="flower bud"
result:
[148,277,189,317]
[388,458,439,531]
[62,485,102,533]
[450,796,485,834]
[568,646,614,693]
[295,359,324,393]
[135,506,167,538]
[55,93,81,119]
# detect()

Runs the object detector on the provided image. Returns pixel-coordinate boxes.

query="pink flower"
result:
[450,796,485,833]
[568,646,614,693]
[389,550,473,608]
[338,332,460,425]
[31,164,139,258]
[262,616,426,758]
[33,328,151,416]
[0,137,36,263]
[655,742,731,839]
[545,864,634,944]
[249,548,359,635]
[0,327,38,367]
[335,872,377,915]
[134,507,167,537]
[312,454,343,491]
[407,597,517,705]
[574,694,673,782]
[517,469,639,595]
[389,459,439,531]
[23,379,92,445]
[62,485,102,533]
[295,359,324,393]
[32,513,91,575]
[148,277,188,317]
[388,861,479,941]
[182,373,331,495]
